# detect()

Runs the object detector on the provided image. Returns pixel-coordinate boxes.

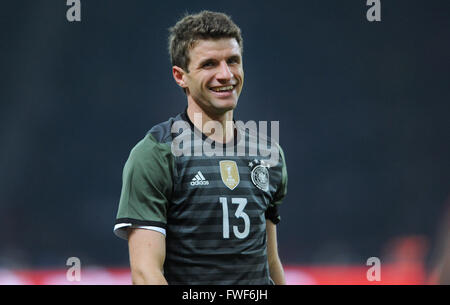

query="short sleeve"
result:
[265,144,288,224]
[113,134,173,240]
[272,144,288,206]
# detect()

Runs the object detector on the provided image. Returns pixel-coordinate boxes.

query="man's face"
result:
[182,38,244,115]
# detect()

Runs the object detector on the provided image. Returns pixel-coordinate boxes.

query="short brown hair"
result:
[168,10,243,72]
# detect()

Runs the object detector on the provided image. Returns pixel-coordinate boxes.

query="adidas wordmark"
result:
[190,171,210,186]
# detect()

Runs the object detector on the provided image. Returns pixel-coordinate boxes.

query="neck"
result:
[186,99,234,144]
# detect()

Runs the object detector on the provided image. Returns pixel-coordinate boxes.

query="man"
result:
[113,10,288,285]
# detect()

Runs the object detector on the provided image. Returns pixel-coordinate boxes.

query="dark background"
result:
[0,0,448,270]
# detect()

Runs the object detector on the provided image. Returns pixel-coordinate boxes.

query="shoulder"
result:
[235,120,286,165]
[146,112,186,144]
[127,113,185,165]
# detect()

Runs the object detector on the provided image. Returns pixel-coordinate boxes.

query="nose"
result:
[216,60,233,81]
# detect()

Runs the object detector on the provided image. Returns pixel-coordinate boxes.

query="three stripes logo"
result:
[190,171,210,186]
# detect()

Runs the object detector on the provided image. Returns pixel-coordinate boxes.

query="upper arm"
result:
[266,220,279,265]
[128,228,166,275]
[272,144,288,206]
[266,219,286,284]
[114,135,173,240]
[265,144,287,224]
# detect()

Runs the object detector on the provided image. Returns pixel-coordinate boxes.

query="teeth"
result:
[211,85,234,92]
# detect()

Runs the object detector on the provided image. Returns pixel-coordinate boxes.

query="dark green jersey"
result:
[114,110,288,285]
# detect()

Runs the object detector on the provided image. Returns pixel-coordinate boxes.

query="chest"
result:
[169,156,275,220]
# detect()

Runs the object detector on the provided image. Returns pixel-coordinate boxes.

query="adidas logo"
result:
[190,171,210,186]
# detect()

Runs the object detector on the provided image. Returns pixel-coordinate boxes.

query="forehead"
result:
[189,38,242,62]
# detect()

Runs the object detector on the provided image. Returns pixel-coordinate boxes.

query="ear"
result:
[172,66,187,88]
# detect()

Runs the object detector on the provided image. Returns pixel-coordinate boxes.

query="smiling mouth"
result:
[209,85,236,93]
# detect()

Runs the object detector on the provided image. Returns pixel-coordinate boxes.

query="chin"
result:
[211,99,237,112]
[192,93,238,115]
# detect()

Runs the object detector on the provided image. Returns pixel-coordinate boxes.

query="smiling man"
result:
[113,11,288,285]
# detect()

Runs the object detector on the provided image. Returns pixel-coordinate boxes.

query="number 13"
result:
[219,197,250,239]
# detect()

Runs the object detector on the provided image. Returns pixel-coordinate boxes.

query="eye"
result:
[201,60,216,68]
[227,56,240,65]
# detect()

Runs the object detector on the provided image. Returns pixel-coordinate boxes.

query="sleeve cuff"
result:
[265,206,281,225]
[114,218,167,240]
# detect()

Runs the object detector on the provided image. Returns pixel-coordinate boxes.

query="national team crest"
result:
[219,160,240,190]
[251,165,269,192]
[248,159,270,192]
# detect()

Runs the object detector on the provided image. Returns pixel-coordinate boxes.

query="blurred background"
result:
[0,0,449,284]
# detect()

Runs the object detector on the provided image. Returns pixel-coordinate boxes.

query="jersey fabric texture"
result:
[114,110,288,285]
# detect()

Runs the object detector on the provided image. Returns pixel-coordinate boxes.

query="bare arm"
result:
[266,219,286,285]
[266,220,286,285]
[128,228,168,285]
